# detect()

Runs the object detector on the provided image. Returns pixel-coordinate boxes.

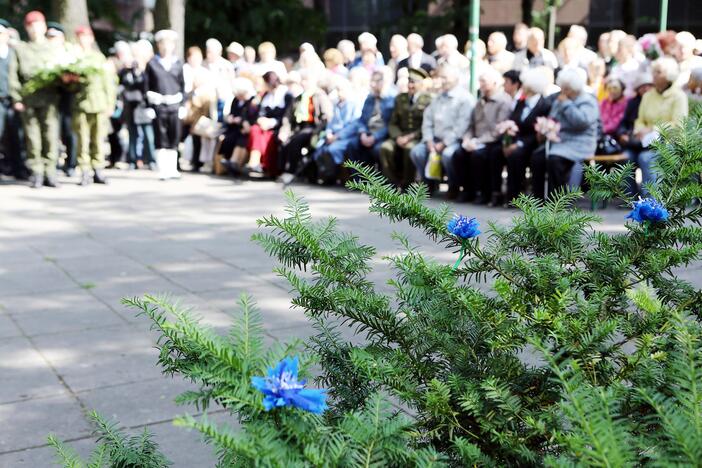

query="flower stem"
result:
[453,245,466,270]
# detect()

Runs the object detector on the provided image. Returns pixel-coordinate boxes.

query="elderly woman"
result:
[218,77,257,175]
[632,57,689,192]
[278,71,332,176]
[502,68,552,203]
[322,48,348,77]
[247,71,292,176]
[121,39,156,170]
[684,67,702,113]
[600,77,628,136]
[530,67,600,200]
[255,42,287,80]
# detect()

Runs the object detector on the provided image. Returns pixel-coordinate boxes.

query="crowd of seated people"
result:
[172,24,695,205]
[6,15,699,204]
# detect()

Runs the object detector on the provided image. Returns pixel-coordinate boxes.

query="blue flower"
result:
[626,198,669,224]
[251,356,327,414]
[447,215,481,239]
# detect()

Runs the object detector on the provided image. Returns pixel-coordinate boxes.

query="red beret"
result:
[75,25,93,36]
[24,10,45,26]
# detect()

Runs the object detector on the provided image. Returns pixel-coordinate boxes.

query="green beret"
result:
[46,21,64,34]
[408,67,429,81]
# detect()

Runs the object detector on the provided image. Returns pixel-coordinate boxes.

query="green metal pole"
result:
[660,0,668,32]
[469,0,480,95]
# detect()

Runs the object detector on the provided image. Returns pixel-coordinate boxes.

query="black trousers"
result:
[531,148,574,200]
[453,143,501,200]
[506,145,532,203]
[154,110,181,150]
[108,117,123,166]
[0,101,28,177]
[59,109,76,170]
[181,123,201,168]
[281,126,315,173]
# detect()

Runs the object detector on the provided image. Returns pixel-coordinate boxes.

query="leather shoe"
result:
[30,174,43,188]
[93,171,108,184]
[43,176,60,188]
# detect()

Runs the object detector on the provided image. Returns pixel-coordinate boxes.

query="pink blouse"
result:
[599,97,629,135]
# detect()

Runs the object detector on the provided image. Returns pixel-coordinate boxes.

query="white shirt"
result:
[521,94,541,121]
[157,54,178,72]
[408,51,423,69]
[0,44,9,60]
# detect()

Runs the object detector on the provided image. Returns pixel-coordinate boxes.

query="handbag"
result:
[596,133,623,155]
[192,115,223,138]
[133,106,156,125]
[424,151,442,180]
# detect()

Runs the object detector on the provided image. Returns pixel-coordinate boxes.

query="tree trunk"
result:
[52,0,89,40]
[154,0,185,58]
[622,0,635,35]
[521,0,533,25]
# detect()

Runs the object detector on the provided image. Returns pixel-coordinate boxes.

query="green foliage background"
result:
[0,0,326,55]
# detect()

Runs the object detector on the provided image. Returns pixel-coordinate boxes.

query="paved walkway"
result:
[1,169,699,466]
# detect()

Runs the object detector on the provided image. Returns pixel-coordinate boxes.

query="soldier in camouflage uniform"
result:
[379,67,433,190]
[73,25,115,185]
[9,10,61,188]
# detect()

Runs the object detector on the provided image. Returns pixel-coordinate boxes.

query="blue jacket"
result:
[337,94,395,142]
[325,99,358,135]
[548,92,600,162]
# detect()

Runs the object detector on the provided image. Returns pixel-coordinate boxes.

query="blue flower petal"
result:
[251,356,328,414]
[447,215,481,239]
[288,389,328,414]
[627,198,669,224]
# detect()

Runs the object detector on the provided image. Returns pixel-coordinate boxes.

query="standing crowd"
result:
[1,11,701,204]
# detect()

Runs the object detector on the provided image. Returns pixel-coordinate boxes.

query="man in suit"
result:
[396,33,437,77]
[503,68,552,204]
[379,68,432,190]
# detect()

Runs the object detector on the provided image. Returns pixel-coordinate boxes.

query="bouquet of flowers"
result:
[496,119,519,146]
[535,116,561,142]
[638,33,662,61]
[20,57,100,98]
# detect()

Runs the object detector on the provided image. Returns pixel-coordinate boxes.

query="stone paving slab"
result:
[0,393,92,453]
[0,337,68,404]
[1,168,700,466]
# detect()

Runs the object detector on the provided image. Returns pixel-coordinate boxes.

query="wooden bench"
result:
[583,153,629,210]
[584,153,629,165]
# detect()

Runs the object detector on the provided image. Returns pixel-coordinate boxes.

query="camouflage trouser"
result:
[73,111,106,171]
[21,103,59,177]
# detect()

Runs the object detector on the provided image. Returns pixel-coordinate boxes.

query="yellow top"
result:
[634,85,689,132]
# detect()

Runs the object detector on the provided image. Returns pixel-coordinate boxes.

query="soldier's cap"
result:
[24,10,46,26]
[75,25,93,37]
[46,21,64,37]
[0,19,10,33]
[154,29,178,43]
[408,67,429,81]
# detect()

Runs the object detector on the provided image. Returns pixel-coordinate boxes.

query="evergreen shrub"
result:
[51,118,702,466]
